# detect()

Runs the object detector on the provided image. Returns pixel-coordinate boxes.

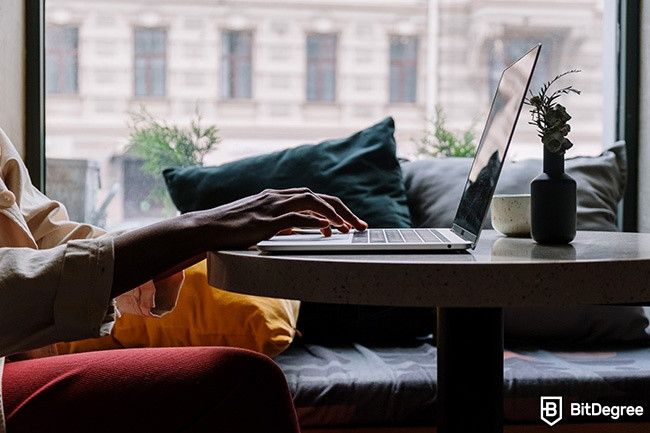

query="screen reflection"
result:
[453,46,540,238]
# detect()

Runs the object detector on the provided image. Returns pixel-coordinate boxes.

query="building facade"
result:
[44,0,606,226]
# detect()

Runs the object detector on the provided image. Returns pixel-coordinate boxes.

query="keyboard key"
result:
[415,229,442,243]
[401,229,424,243]
[385,229,405,243]
[369,229,386,243]
[352,231,369,243]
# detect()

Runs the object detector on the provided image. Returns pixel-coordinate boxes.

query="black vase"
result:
[530,148,576,244]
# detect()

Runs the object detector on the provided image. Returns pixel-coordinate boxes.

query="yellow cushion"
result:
[55,260,300,358]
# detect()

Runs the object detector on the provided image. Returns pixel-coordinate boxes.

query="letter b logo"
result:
[541,396,563,426]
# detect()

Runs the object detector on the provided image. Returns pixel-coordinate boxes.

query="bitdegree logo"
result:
[540,396,644,426]
[571,403,644,420]
[540,397,563,426]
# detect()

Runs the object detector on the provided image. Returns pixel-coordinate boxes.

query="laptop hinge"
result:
[451,224,478,248]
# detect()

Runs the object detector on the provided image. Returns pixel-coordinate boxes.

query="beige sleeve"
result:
[20,178,106,249]
[22,191,184,317]
[0,237,115,357]
[0,128,105,249]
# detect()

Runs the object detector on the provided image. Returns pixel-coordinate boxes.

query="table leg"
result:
[436,307,503,433]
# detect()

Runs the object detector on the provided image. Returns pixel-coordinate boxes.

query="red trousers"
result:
[3,347,300,433]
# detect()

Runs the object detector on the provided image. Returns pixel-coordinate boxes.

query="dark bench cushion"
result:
[277,341,650,428]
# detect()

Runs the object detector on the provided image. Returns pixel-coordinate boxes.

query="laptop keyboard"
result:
[352,229,449,244]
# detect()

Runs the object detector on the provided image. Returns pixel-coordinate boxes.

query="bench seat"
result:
[276,341,650,429]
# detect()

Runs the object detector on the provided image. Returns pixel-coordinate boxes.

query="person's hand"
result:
[189,188,368,250]
[112,188,366,296]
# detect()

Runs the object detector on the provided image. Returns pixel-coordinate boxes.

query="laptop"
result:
[258,44,541,253]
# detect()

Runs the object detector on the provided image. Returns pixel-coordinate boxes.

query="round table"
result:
[207,230,650,433]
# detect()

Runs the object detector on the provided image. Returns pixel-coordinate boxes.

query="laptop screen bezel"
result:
[451,44,541,248]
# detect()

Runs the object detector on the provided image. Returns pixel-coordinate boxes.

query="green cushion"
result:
[163,117,412,228]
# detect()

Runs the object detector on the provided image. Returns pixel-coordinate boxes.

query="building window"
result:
[389,36,418,104]
[221,30,253,99]
[46,25,79,94]
[488,36,556,97]
[134,27,167,97]
[306,34,337,102]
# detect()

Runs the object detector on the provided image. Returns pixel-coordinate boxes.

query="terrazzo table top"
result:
[207,230,650,307]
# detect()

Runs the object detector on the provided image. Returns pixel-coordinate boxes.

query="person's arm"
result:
[0,188,364,356]
[112,188,367,298]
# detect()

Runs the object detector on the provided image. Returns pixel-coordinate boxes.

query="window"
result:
[306,34,337,102]
[134,27,167,97]
[389,36,418,104]
[221,30,253,99]
[46,25,79,94]
[41,1,613,229]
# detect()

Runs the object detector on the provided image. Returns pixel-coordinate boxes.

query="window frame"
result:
[618,0,641,231]
[25,0,45,191]
[25,1,641,232]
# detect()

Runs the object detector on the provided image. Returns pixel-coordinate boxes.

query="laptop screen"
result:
[452,45,540,243]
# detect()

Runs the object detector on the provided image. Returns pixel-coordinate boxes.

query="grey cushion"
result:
[401,142,649,345]
[403,142,626,231]
[277,340,650,427]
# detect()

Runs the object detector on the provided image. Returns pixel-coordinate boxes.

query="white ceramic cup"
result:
[491,194,531,237]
